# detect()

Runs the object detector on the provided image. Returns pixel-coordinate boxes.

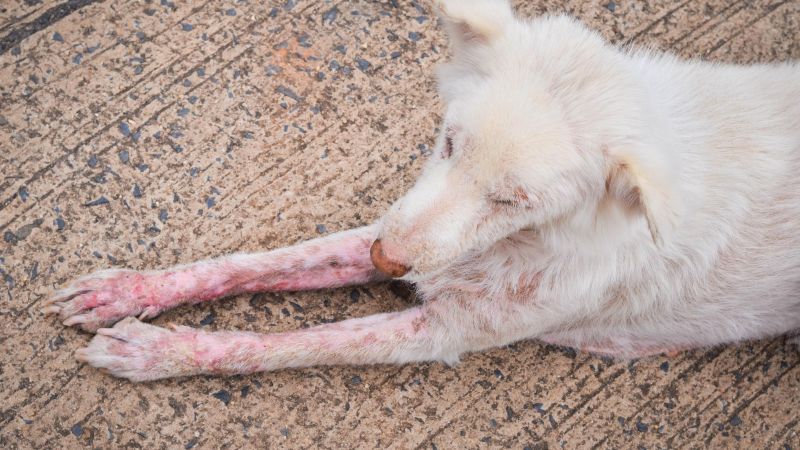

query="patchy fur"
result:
[46,0,800,381]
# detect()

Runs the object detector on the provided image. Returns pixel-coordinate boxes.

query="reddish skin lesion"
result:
[412,315,427,333]
[505,271,543,304]
[78,307,430,382]
[53,213,682,382]
[56,219,679,382]
[514,187,529,202]
[43,226,383,332]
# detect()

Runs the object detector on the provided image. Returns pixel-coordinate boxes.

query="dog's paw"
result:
[76,318,198,382]
[43,269,168,332]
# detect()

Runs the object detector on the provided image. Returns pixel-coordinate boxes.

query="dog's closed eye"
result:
[490,197,517,206]
[442,127,457,159]
[489,187,530,207]
[443,135,454,159]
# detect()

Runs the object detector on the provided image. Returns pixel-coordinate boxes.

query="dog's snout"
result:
[370,239,411,278]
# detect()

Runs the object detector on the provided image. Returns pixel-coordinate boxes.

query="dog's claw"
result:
[77,318,198,382]
[41,305,61,315]
[45,269,168,332]
[138,305,160,321]
[63,314,89,327]
[75,348,89,362]
[96,327,119,339]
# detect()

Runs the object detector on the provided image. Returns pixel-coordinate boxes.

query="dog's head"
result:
[372,0,683,280]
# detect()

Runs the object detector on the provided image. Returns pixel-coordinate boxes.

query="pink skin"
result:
[42,226,384,332]
[76,309,429,382]
[48,223,681,382]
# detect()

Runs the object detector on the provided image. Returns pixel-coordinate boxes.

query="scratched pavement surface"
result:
[1,0,799,448]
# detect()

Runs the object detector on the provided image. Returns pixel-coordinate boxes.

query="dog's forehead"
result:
[451,67,553,125]
[448,136,525,188]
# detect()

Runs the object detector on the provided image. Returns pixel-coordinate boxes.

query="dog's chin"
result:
[400,264,443,284]
[400,247,483,283]
[400,226,541,282]
[398,256,461,283]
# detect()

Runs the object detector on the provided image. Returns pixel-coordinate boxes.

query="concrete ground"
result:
[1,0,799,448]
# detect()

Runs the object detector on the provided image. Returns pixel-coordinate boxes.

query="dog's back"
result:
[599,52,800,349]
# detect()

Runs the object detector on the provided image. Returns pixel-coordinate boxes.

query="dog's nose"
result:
[370,239,411,278]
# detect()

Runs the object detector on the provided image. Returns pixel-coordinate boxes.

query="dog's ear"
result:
[605,149,683,246]
[435,0,514,50]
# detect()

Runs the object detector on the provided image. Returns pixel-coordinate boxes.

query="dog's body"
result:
[44,0,800,381]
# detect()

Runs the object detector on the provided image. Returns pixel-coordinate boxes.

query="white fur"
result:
[56,0,800,381]
[378,0,800,358]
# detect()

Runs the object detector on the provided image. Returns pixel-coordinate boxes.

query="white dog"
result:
[44,0,800,381]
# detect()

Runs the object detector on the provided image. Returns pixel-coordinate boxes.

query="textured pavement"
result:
[1,0,799,448]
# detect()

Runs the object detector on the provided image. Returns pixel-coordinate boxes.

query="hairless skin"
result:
[45,226,383,332]
[45,227,475,381]
[45,0,800,382]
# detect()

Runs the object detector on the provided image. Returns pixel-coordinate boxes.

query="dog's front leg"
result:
[75,290,553,381]
[76,307,446,382]
[44,226,384,331]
